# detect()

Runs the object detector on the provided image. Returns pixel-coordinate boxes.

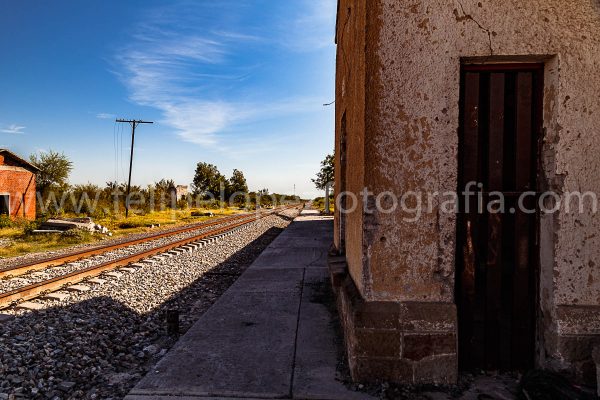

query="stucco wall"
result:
[336,0,600,377]
[364,0,600,304]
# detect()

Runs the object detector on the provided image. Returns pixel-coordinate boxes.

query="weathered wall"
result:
[335,0,367,293]
[0,166,37,220]
[348,0,600,381]
[334,0,460,384]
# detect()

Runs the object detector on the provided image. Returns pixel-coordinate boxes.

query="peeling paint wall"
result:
[336,0,600,380]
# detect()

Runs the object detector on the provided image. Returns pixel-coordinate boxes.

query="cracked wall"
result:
[336,0,600,381]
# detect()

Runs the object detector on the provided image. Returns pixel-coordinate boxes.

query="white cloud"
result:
[96,113,115,119]
[114,3,327,148]
[1,124,26,134]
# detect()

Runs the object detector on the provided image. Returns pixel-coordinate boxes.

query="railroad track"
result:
[0,212,254,280]
[0,205,299,310]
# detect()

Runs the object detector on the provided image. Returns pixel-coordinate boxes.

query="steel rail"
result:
[0,213,253,279]
[0,205,298,309]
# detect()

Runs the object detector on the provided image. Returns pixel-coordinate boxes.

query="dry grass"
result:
[0,229,98,258]
[0,207,246,259]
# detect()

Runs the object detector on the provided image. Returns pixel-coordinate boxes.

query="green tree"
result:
[152,179,177,209]
[192,162,226,197]
[312,153,334,190]
[312,152,334,214]
[229,169,248,194]
[154,179,175,192]
[29,150,73,195]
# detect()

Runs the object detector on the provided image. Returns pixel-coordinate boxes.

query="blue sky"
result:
[0,0,336,198]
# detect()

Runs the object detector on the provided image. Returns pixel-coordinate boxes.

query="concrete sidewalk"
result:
[126,210,372,400]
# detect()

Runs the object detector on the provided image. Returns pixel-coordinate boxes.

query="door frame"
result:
[455,61,545,371]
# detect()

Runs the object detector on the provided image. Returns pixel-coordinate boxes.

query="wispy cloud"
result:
[1,124,26,134]
[96,113,115,120]
[113,1,333,148]
[282,0,337,52]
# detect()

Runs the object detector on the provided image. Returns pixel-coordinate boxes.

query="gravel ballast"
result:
[0,215,245,270]
[0,216,259,294]
[0,209,299,399]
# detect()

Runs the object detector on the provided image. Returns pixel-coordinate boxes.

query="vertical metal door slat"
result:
[512,72,535,369]
[485,72,505,369]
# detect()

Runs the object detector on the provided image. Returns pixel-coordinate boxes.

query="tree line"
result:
[28,151,298,218]
[191,162,248,199]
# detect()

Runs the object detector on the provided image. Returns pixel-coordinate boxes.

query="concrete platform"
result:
[126,213,372,400]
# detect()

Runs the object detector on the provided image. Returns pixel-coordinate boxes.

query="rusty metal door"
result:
[456,64,544,371]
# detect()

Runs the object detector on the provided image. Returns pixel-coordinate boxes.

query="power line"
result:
[120,122,126,182]
[113,121,117,184]
[115,119,154,218]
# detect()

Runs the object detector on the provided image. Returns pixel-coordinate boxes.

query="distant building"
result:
[0,149,39,220]
[176,185,189,200]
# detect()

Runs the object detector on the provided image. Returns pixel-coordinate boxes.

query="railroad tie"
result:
[66,284,91,293]
[43,292,70,302]
[16,301,44,311]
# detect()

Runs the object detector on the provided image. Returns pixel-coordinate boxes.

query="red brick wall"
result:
[0,169,37,220]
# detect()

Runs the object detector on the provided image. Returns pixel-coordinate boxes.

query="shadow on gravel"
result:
[153,226,285,333]
[0,226,286,400]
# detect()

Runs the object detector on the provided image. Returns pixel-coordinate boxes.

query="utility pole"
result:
[116,119,153,218]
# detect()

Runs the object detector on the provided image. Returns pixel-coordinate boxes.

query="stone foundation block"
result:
[329,255,458,385]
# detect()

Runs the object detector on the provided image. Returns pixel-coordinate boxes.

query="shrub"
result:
[0,215,13,229]
[91,207,110,220]
[23,220,41,236]
[196,200,222,210]
[191,210,214,217]
[118,221,145,229]
[117,220,159,229]
[177,199,189,210]
[60,228,91,241]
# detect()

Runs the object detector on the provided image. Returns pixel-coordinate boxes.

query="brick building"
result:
[332,0,600,387]
[0,149,39,220]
